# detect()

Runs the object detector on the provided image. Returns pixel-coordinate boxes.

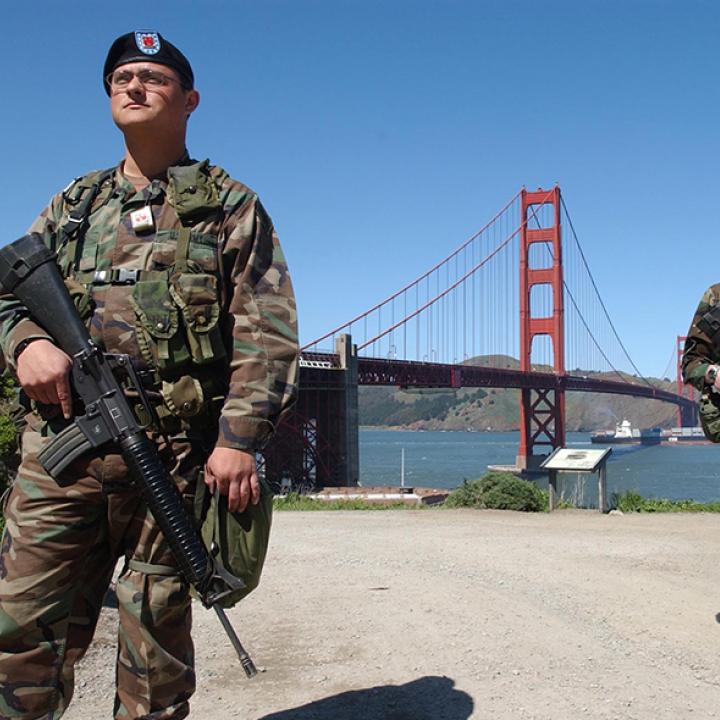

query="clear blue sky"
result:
[1,1,717,378]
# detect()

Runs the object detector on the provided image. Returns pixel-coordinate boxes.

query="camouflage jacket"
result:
[0,156,299,451]
[681,284,720,391]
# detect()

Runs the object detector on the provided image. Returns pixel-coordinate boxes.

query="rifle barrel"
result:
[214,606,258,678]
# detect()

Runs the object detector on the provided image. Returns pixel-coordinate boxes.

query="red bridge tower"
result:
[676,335,698,427]
[517,187,565,469]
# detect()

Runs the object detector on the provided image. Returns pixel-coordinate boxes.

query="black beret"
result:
[103,31,194,95]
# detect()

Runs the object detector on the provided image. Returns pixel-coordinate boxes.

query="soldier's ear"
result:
[185,89,200,117]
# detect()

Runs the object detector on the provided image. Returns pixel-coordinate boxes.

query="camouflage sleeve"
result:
[0,196,61,372]
[216,193,299,450]
[681,284,720,391]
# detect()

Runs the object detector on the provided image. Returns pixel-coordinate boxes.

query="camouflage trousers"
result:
[0,428,205,720]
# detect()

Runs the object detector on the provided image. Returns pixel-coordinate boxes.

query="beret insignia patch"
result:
[135,31,161,55]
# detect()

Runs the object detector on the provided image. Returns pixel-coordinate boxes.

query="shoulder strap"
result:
[175,227,192,273]
[58,167,116,273]
[167,160,228,274]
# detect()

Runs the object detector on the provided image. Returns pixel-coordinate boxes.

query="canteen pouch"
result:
[161,376,205,418]
[170,273,226,364]
[193,472,273,608]
[699,389,720,443]
[130,280,190,369]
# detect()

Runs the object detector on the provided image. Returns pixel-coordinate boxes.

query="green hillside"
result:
[359,356,681,431]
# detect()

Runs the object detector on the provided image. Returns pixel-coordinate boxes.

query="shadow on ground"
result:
[258,675,473,720]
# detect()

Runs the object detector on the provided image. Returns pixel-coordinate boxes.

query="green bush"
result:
[614,490,645,512]
[445,472,546,512]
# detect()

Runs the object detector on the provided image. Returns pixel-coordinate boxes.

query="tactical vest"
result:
[50,162,274,610]
[55,160,231,430]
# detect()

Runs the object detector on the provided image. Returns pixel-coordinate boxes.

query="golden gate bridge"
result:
[261,187,697,488]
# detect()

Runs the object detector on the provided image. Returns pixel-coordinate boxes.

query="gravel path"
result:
[65,509,720,719]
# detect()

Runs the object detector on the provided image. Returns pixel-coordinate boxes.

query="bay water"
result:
[359,429,720,506]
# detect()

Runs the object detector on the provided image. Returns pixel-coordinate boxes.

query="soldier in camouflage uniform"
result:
[682,285,720,438]
[682,284,720,388]
[0,31,298,719]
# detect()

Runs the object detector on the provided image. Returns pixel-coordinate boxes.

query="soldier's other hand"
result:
[204,446,260,513]
[16,340,73,419]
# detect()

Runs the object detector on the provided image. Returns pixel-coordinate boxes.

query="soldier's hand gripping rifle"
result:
[0,233,257,678]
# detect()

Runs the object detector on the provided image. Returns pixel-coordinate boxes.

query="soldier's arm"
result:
[205,191,298,511]
[0,196,60,371]
[681,285,720,391]
[215,192,299,452]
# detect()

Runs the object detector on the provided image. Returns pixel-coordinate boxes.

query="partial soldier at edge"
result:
[682,284,720,441]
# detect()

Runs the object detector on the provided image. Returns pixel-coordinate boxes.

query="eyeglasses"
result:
[105,68,184,92]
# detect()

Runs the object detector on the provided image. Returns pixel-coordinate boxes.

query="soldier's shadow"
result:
[258,675,473,720]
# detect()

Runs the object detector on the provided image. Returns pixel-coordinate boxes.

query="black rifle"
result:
[0,233,257,678]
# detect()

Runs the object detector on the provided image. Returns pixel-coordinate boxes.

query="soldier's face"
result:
[109,62,199,135]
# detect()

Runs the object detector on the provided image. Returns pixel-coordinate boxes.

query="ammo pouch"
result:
[170,273,226,364]
[699,389,720,442]
[130,271,225,370]
[193,473,273,609]
[130,278,190,369]
[130,224,226,371]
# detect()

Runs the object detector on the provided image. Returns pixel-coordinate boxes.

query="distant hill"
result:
[358,355,682,431]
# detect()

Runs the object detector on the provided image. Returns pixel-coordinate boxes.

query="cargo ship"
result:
[664,427,709,444]
[591,420,662,446]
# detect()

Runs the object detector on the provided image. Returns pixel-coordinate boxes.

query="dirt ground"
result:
[65,509,720,720]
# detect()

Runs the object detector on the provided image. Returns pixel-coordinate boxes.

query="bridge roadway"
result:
[300,351,694,411]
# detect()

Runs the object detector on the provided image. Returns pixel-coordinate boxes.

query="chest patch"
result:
[130,206,155,233]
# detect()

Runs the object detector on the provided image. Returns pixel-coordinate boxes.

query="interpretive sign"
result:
[541,448,611,473]
[540,447,613,513]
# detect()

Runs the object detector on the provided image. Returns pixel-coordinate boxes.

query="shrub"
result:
[614,490,645,512]
[613,490,720,513]
[445,472,546,512]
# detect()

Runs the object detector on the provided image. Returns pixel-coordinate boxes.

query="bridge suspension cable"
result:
[660,343,677,383]
[305,186,657,387]
[559,195,655,388]
[305,189,558,371]
[303,189,522,352]
[527,207,634,385]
